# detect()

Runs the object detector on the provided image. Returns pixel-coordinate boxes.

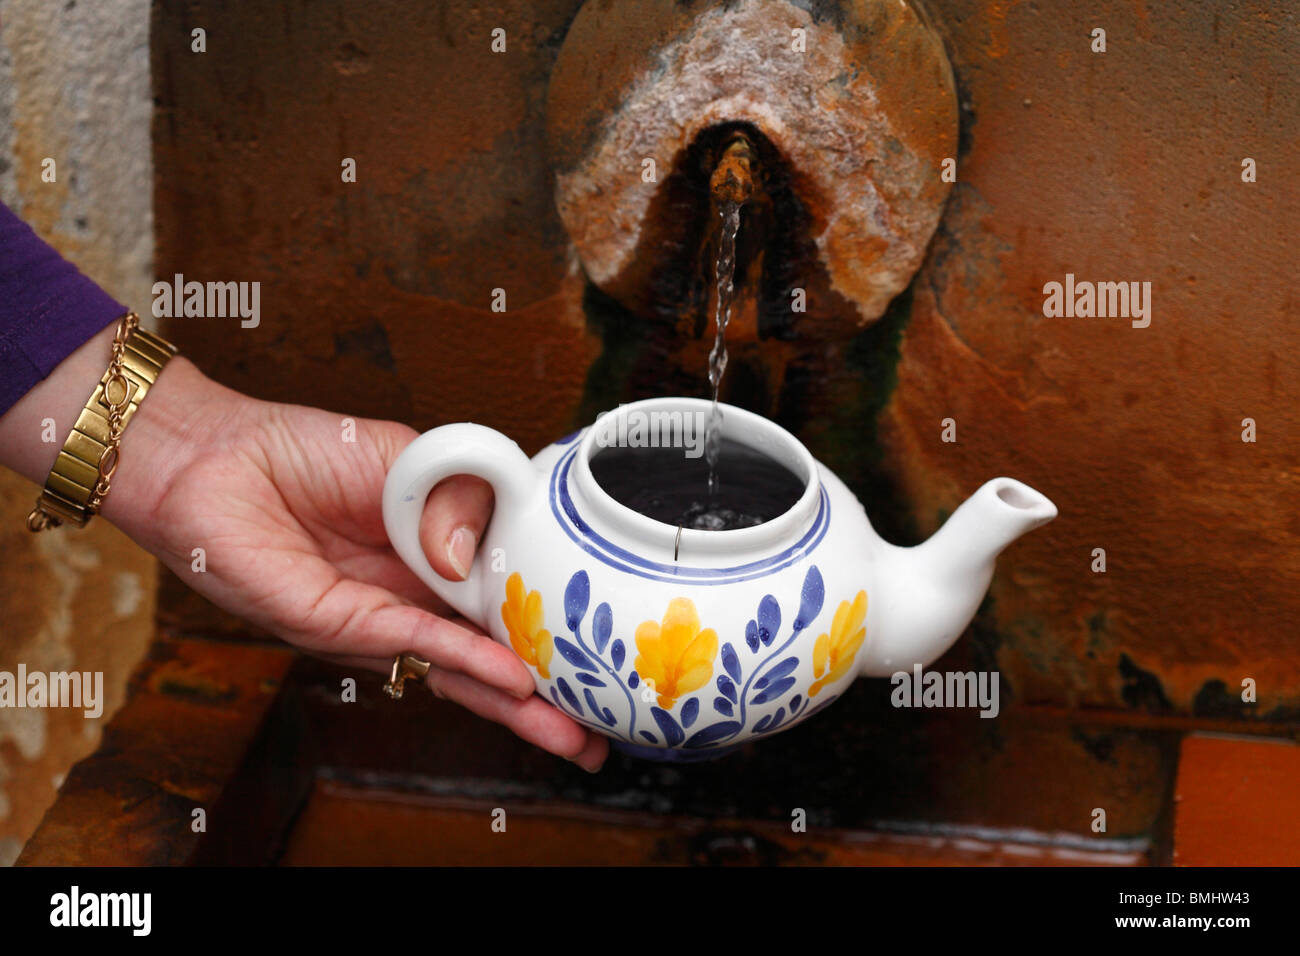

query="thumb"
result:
[419,474,495,582]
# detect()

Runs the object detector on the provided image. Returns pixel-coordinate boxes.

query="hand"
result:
[95,356,609,772]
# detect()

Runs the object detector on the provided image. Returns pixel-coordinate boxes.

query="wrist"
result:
[99,355,255,546]
[0,314,261,553]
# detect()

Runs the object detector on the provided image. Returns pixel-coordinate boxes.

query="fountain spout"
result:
[547,0,958,327]
[710,133,757,207]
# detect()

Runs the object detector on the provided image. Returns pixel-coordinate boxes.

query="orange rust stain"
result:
[146,0,1300,721]
[1174,735,1300,865]
[884,0,1300,713]
[984,0,1023,60]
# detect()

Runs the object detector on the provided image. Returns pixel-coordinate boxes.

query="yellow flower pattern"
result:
[809,590,867,696]
[633,598,718,710]
[501,572,554,679]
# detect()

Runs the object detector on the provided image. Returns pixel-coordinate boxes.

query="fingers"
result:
[566,729,610,774]
[419,474,494,582]
[353,600,537,701]
[330,549,458,616]
[424,665,609,772]
[368,419,420,472]
[300,577,536,700]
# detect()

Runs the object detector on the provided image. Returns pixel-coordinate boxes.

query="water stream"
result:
[705,198,741,497]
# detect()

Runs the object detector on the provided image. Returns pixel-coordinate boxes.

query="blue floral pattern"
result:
[525,564,846,752]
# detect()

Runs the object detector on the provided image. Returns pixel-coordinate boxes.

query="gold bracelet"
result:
[27,311,177,532]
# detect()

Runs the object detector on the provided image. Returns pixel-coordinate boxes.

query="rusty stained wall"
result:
[0,0,157,863]
[896,0,1298,716]
[152,0,595,447]
[151,0,1298,730]
[150,0,600,630]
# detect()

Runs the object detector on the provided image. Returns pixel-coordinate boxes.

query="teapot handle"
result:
[382,423,537,623]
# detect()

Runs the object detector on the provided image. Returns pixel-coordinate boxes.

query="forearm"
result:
[0,322,119,485]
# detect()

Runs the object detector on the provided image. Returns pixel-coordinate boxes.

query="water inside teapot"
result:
[589,438,805,530]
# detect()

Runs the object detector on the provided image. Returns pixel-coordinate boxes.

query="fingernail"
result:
[446,525,476,580]
[570,754,602,774]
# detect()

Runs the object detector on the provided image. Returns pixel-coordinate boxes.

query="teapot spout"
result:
[923,478,1058,581]
[859,479,1056,677]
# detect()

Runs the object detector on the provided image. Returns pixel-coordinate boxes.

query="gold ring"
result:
[383,653,432,700]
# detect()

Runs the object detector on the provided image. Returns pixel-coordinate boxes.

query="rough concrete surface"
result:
[0,0,156,864]
[548,0,958,325]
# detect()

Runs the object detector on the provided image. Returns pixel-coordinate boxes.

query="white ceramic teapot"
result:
[383,397,1056,760]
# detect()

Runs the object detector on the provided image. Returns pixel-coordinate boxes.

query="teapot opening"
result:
[572,397,822,561]
[589,436,805,531]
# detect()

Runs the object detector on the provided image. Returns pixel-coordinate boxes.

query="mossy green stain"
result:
[572,282,651,428]
[573,268,920,546]
[802,282,919,546]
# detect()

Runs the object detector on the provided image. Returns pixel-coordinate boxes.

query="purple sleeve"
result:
[0,200,126,416]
